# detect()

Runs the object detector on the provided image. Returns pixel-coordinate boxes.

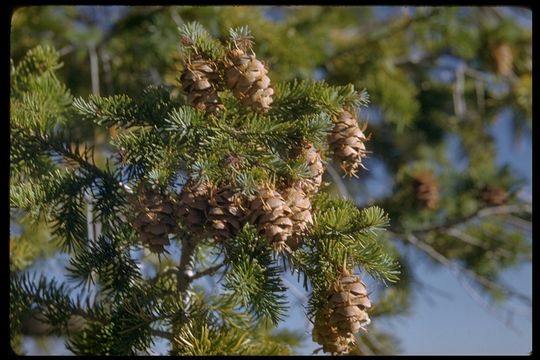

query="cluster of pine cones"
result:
[131,32,370,253]
[175,142,324,253]
[180,36,274,115]
[129,30,373,354]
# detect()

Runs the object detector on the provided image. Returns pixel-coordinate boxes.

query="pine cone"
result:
[225,48,274,112]
[481,185,508,206]
[413,171,440,209]
[491,42,513,76]
[207,185,246,242]
[312,270,372,355]
[295,143,325,195]
[329,110,369,177]
[283,185,313,250]
[248,187,294,251]
[133,187,177,253]
[180,58,224,115]
[177,180,211,235]
[312,317,355,355]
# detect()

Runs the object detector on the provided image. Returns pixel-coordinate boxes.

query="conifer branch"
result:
[445,228,515,259]
[328,8,443,64]
[391,204,531,234]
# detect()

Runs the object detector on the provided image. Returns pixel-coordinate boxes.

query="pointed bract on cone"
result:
[177,180,212,235]
[312,270,372,355]
[413,171,440,209]
[329,110,369,177]
[180,58,224,115]
[248,187,294,251]
[295,143,325,195]
[283,184,313,250]
[225,48,274,112]
[132,187,177,253]
[207,185,246,242]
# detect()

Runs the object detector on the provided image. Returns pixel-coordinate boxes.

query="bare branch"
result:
[401,232,531,306]
[503,215,532,233]
[88,44,100,96]
[190,263,224,281]
[169,7,184,28]
[149,328,174,341]
[360,7,443,46]
[446,228,514,260]
[400,204,531,235]
[327,8,444,72]
[453,64,466,118]
[177,237,198,302]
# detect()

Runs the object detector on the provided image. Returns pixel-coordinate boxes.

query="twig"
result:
[402,233,531,306]
[58,45,75,57]
[475,78,485,114]
[361,7,442,46]
[453,64,466,118]
[99,48,114,95]
[328,8,442,70]
[32,133,134,196]
[190,263,224,281]
[86,197,95,242]
[169,7,184,28]
[446,228,514,259]
[148,266,180,286]
[398,204,531,235]
[88,44,100,96]
[150,328,174,341]
[503,215,532,233]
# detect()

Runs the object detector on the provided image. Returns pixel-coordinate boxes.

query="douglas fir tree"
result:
[10,6,532,355]
[10,23,400,355]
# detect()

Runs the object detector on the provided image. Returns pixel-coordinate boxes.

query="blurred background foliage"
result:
[10,5,531,355]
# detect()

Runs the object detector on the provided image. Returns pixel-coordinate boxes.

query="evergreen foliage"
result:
[10,6,531,355]
[10,22,398,355]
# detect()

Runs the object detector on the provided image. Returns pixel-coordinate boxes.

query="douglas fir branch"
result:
[10,22,399,356]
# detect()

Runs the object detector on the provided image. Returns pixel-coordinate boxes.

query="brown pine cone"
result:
[225,48,274,112]
[329,110,369,177]
[248,187,294,251]
[133,187,177,253]
[180,58,224,115]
